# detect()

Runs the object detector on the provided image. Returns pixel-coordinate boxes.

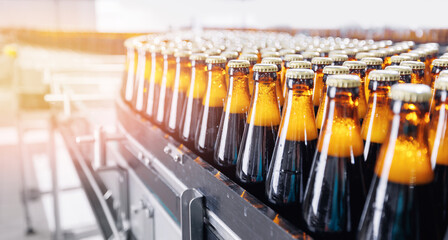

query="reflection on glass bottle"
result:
[344,61,368,122]
[361,57,383,103]
[195,56,227,161]
[261,57,285,110]
[236,64,281,199]
[123,39,138,105]
[221,51,239,87]
[358,84,439,240]
[144,44,164,121]
[265,69,317,223]
[311,57,333,114]
[214,60,251,178]
[302,75,366,239]
[239,54,258,96]
[385,66,412,84]
[131,42,148,112]
[154,47,176,126]
[361,70,399,189]
[400,61,425,84]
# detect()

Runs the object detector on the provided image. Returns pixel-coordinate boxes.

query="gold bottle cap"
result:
[189,53,208,61]
[355,52,375,60]
[323,66,349,75]
[400,61,425,70]
[440,55,448,60]
[343,61,367,70]
[410,50,426,59]
[279,49,296,56]
[432,59,448,67]
[253,64,278,73]
[434,77,448,91]
[285,69,314,79]
[242,48,258,55]
[440,70,448,78]
[261,57,283,65]
[227,60,250,68]
[311,57,333,65]
[389,84,432,102]
[368,70,400,81]
[329,50,346,56]
[221,51,239,60]
[330,54,349,62]
[239,53,258,62]
[260,47,278,54]
[206,56,227,64]
[288,61,312,69]
[302,51,320,59]
[326,74,361,88]
[174,50,192,58]
[370,50,387,58]
[361,57,383,65]
[385,66,412,75]
[391,55,411,64]
[400,53,419,61]
[284,54,304,62]
[343,48,358,55]
[205,48,222,56]
[261,51,281,58]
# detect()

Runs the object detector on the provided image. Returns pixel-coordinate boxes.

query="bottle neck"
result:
[226,68,251,114]
[203,63,227,107]
[430,89,448,122]
[188,61,207,98]
[247,72,281,126]
[175,57,191,92]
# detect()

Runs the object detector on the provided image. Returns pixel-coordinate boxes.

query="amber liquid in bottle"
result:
[265,76,317,223]
[429,88,448,235]
[274,64,285,110]
[166,56,191,135]
[145,51,164,121]
[315,74,330,132]
[179,60,207,149]
[214,67,251,179]
[364,65,382,103]
[236,71,281,199]
[194,63,227,162]
[411,69,425,84]
[302,86,366,239]
[312,63,331,114]
[154,52,176,126]
[358,99,439,240]
[361,80,395,189]
[123,47,138,105]
[431,66,448,88]
[132,47,148,112]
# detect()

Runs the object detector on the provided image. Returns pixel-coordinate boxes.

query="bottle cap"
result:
[285,69,314,79]
[440,70,448,78]
[432,59,448,67]
[370,50,387,58]
[368,70,400,81]
[410,50,426,59]
[323,66,349,75]
[343,48,358,56]
[253,64,278,72]
[279,49,296,56]
[242,48,258,55]
[205,48,222,56]
[221,51,239,60]
[261,57,283,66]
[389,84,432,102]
[302,51,320,59]
[343,61,367,70]
[434,77,448,91]
[261,51,280,58]
[361,57,383,65]
[391,55,411,64]
[400,53,419,61]
[239,53,258,62]
[189,53,208,61]
[227,60,250,68]
[355,52,375,60]
[284,54,304,62]
[311,57,333,65]
[330,54,349,62]
[206,56,227,64]
[385,66,412,75]
[326,74,361,88]
[288,61,312,69]
[400,61,425,70]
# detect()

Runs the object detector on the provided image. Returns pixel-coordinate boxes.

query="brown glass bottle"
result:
[221,51,239,87]
[302,51,320,62]
[179,53,208,149]
[265,69,317,223]
[214,60,251,178]
[344,61,369,122]
[330,54,348,66]
[236,64,281,199]
[370,50,387,69]
[154,48,176,126]
[390,55,411,66]
[261,57,284,109]
[144,45,164,120]
[361,57,383,102]
[360,70,399,189]
[400,52,419,61]
[428,78,448,235]
[358,84,439,240]
[400,61,425,84]
[302,75,366,239]
[311,57,333,113]
[194,56,227,161]
[281,54,304,97]
[165,51,191,135]
[385,66,413,84]
[344,48,358,61]
[123,39,139,106]
[431,59,448,88]
[132,42,150,113]
[239,53,258,96]
[356,52,375,61]
[316,66,349,131]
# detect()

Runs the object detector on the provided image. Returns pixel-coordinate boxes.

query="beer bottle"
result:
[133,42,149,113]
[360,70,399,189]
[221,51,239,86]
[302,51,320,62]
[195,56,227,161]
[356,52,375,61]
[400,61,425,84]
[400,52,419,61]
[239,53,258,96]
[236,64,281,198]
[289,60,312,70]
[179,53,208,148]
[343,61,368,122]
[344,48,358,61]
[390,55,411,66]
[265,69,317,223]
[214,60,251,178]
[431,59,448,88]
[429,77,448,234]
[311,57,334,113]
[261,57,285,109]
[123,39,139,106]
[315,66,349,131]
[358,84,439,240]
[330,54,348,66]
[165,50,191,135]
[154,47,176,126]
[370,50,387,68]
[302,75,366,239]
[242,48,260,63]
[361,57,383,102]
[279,49,296,60]
[144,44,164,120]
[384,47,397,67]
[261,51,281,59]
[385,65,413,84]
[282,54,305,97]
